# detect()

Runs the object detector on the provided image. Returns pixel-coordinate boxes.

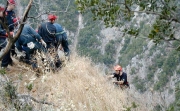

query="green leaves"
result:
[26,82,33,91]
[127,28,139,36]
[0,68,6,75]
[75,0,180,50]
[148,19,176,45]
[167,82,180,110]
[5,81,17,100]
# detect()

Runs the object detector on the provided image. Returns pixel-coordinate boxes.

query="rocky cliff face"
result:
[98,21,179,110]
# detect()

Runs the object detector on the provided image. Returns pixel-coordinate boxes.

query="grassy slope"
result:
[1,52,149,110]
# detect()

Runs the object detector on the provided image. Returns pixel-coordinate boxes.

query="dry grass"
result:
[2,52,149,111]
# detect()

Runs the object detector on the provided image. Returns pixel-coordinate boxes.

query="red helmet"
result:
[114,65,122,71]
[0,6,4,11]
[8,0,16,5]
[48,14,57,21]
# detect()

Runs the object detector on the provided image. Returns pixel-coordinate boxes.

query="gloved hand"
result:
[27,42,35,49]
[41,40,47,48]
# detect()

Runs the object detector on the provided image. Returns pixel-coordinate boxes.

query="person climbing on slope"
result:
[0,4,14,70]
[6,0,18,57]
[108,65,130,89]
[53,23,70,57]
[0,0,18,70]
[38,14,61,68]
[38,14,57,49]
[15,22,47,68]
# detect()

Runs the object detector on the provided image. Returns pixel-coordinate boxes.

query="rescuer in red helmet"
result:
[38,14,57,49]
[109,65,129,89]
[38,14,62,68]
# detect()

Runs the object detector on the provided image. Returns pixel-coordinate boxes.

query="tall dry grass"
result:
[2,52,149,111]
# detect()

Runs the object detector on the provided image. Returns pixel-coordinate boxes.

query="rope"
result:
[46,23,56,36]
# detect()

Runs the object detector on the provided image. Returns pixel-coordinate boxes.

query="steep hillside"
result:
[0,52,149,110]
[76,8,180,110]
[0,0,179,110]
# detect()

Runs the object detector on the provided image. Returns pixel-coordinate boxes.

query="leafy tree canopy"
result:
[75,0,180,50]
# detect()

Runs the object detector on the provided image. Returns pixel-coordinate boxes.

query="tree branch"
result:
[124,0,131,13]
[131,10,162,16]
[28,0,71,19]
[0,0,33,60]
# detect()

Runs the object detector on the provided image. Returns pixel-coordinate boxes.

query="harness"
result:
[46,23,56,36]
[55,31,66,35]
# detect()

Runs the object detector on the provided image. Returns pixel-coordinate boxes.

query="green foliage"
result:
[132,76,146,93]
[154,104,162,111]
[77,12,118,65]
[130,67,136,75]
[148,20,173,44]
[123,102,139,111]
[77,20,101,55]
[4,81,17,102]
[75,0,180,50]
[147,49,180,91]
[19,0,78,32]
[176,68,180,75]
[119,37,146,67]
[162,50,180,75]
[146,72,154,82]
[131,102,138,108]
[154,73,168,91]
[0,0,6,4]
[18,74,23,80]
[127,28,139,37]
[2,80,34,110]
[0,68,6,75]
[77,15,120,66]
[146,53,164,83]
[175,83,180,102]
[103,40,116,65]
[26,82,33,92]
[167,82,180,111]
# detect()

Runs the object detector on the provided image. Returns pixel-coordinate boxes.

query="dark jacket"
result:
[53,23,69,52]
[54,23,64,44]
[38,22,56,44]
[6,10,16,31]
[0,18,7,48]
[113,72,128,85]
[16,24,42,51]
[0,17,13,67]
[0,22,6,37]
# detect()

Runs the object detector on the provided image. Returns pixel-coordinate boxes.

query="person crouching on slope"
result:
[53,23,70,57]
[38,14,62,68]
[38,14,57,49]
[14,18,46,68]
[109,65,129,89]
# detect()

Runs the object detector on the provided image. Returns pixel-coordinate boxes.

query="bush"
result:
[153,73,168,91]
[132,76,146,93]
[130,67,136,75]
[147,72,154,81]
